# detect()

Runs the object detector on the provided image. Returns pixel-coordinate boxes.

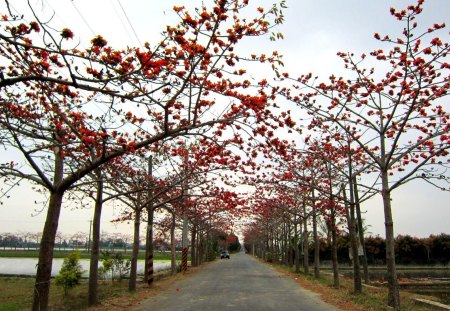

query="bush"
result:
[55,251,84,296]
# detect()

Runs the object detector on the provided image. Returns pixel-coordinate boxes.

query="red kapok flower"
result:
[29,21,40,32]
[91,35,107,48]
[61,28,74,39]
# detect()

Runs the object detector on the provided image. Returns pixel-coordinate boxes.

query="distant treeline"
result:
[245,233,450,266]
[315,233,450,265]
[0,232,178,252]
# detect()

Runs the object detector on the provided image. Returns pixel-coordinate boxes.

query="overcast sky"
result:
[1,0,449,239]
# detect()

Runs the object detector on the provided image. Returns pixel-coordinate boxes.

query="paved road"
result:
[136,252,342,311]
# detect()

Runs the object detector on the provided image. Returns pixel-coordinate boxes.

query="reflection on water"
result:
[0,258,171,277]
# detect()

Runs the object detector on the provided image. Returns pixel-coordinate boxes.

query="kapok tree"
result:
[299,134,375,291]
[105,157,183,292]
[0,1,287,310]
[300,138,350,288]
[281,1,450,308]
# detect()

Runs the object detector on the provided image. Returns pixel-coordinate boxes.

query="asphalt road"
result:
[136,251,343,311]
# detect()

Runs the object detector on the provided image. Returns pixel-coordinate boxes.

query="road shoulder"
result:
[253,257,366,311]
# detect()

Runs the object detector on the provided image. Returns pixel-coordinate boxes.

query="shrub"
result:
[55,251,84,296]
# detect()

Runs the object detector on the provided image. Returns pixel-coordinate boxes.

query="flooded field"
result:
[0,257,171,277]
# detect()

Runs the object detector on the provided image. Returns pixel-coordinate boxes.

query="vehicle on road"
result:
[220,250,230,259]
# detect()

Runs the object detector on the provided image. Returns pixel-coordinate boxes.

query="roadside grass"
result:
[0,276,156,311]
[269,263,442,311]
[0,277,33,311]
[0,263,203,311]
[0,250,185,310]
[0,250,180,261]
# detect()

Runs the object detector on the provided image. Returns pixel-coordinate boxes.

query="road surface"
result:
[136,251,342,311]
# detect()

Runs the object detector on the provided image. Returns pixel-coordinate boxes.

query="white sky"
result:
[1,0,449,239]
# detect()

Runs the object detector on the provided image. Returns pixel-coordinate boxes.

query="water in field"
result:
[0,258,171,277]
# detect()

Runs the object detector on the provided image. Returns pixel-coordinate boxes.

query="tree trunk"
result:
[282,228,286,264]
[312,192,320,279]
[381,169,400,309]
[170,212,177,275]
[32,190,64,311]
[181,212,189,272]
[353,177,370,284]
[145,207,154,284]
[191,223,197,267]
[287,222,293,267]
[206,226,212,261]
[129,208,141,292]
[198,230,204,265]
[32,147,64,311]
[344,182,362,293]
[327,165,339,289]
[88,171,103,306]
[286,224,291,265]
[181,156,189,272]
[303,198,309,275]
[195,232,202,266]
[331,203,340,289]
[145,156,154,285]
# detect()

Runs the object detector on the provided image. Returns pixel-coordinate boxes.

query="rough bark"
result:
[88,170,103,306]
[32,190,64,311]
[327,165,339,289]
[32,149,65,311]
[287,222,293,267]
[353,177,370,284]
[312,192,320,279]
[129,208,141,292]
[344,182,362,293]
[145,156,154,285]
[191,223,197,267]
[381,169,400,309]
[331,202,340,289]
[198,230,204,265]
[170,212,177,275]
[294,220,300,272]
[181,213,189,272]
[302,198,309,275]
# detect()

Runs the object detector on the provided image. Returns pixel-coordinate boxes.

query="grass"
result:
[0,250,181,261]
[267,262,445,311]
[0,278,33,311]
[0,250,186,310]
[0,276,160,311]
[0,265,198,311]
[2,252,446,310]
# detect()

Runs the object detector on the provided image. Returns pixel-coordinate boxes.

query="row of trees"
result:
[0,1,288,310]
[245,233,450,266]
[242,1,450,310]
[1,1,448,310]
